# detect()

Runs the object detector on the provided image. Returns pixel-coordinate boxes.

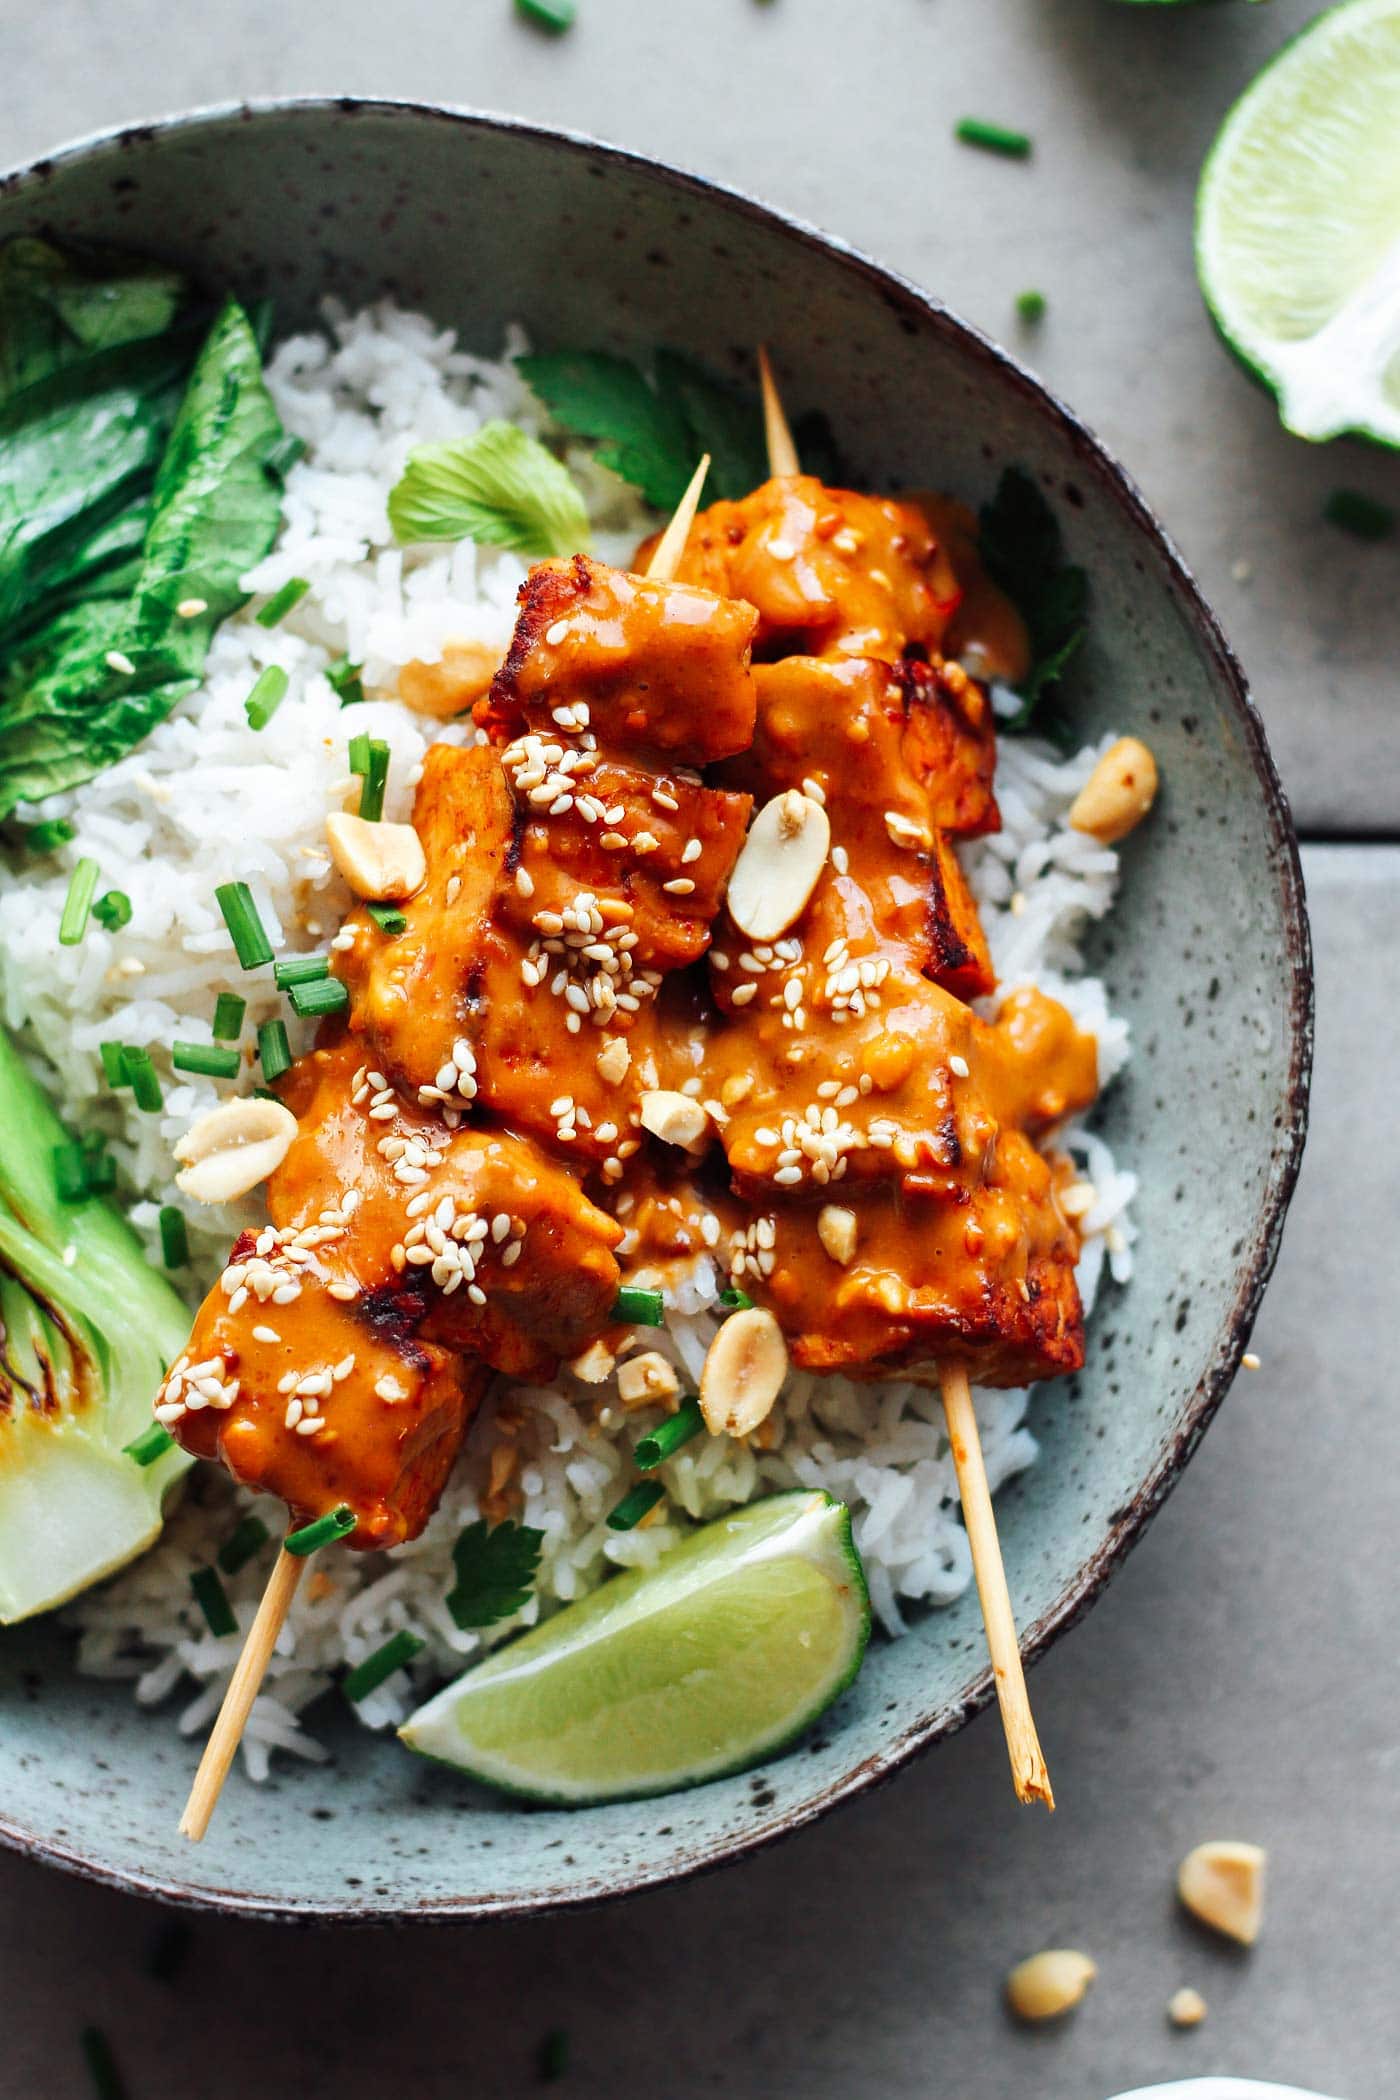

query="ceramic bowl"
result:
[0,99,1311,1922]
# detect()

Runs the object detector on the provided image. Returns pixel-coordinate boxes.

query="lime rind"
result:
[400,1489,871,1806]
[1196,0,1400,447]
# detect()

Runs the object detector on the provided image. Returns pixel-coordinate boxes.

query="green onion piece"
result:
[58,857,100,945]
[80,2024,127,2100]
[217,1514,271,1576]
[53,1142,89,1202]
[85,1150,117,1194]
[272,952,330,988]
[718,1287,754,1312]
[612,1285,665,1326]
[215,881,274,969]
[23,817,76,853]
[1015,289,1047,324]
[254,577,310,628]
[212,992,247,1040]
[349,735,391,822]
[635,1396,705,1470]
[244,664,290,730]
[342,1629,426,1702]
[955,117,1032,159]
[367,902,407,935]
[1323,489,1395,542]
[92,889,133,933]
[287,975,349,1018]
[285,1503,357,1556]
[257,1017,293,1082]
[99,1040,130,1089]
[122,1047,163,1113]
[159,1206,189,1268]
[189,1566,238,1639]
[607,1480,665,1532]
[265,432,307,481]
[123,1422,176,1467]
[171,1040,242,1079]
[538,2030,570,2082]
[516,0,576,26]
[327,656,366,707]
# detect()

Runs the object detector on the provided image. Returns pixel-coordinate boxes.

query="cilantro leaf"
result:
[446,1517,544,1630]
[652,351,768,501]
[977,467,1089,732]
[515,351,696,511]
[387,420,590,557]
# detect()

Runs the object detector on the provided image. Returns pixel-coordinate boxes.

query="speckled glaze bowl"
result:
[0,100,1311,1922]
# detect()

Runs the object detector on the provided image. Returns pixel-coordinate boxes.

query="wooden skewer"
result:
[757,345,801,479]
[755,356,1052,1808]
[179,1545,306,1841]
[176,462,722,1843]
[646,453,711,581]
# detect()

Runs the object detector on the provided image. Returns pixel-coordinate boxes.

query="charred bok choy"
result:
[0,237,287,820]
[0,1028,190,1623]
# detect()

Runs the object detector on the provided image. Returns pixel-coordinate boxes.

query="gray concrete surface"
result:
[1,6,1395,2097]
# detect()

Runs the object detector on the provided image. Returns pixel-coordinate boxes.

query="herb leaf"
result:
[516,350,698,510]
[446,1517,544,1630]
[652,351,768,501]
[388,421,590,557]
[977,467,1089,731]
[0,297,285,818]
[0,236,188,405]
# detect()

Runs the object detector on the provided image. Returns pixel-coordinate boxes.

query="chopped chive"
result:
[285,1503,356,1555]
[607,1481,665,1532]
[255,577,310,628]
[367,902,407,935]
[80,2024,127,2100]
[342,1629,426,1702]
[159,1206,189,1267]
[516,0,576,26]
[24,817,76,853]
[327,656,366,707]
[635,1396,705,1470]
[257,1017,293,1082]
[244,664,290,730]
[612,1285,665,1326]
[287,975,349,1018]
[1323,488,1395,542]
[58,857,100,945]
[85,1150,117,1194]
[272,952,330,988]
[53,1142,90,1202]
[1015,289,1047,324]
[956,116,1032,159]
[718,1287,754,1312]
[171,1040,242,1079]
[349,734,390,822]
[214,881,274,969]
[538,2030,570,2082]
[92,889,133,933]
[99,1040,130,1088]
[189,1566,238,1638]
[122,1046,163,1113]
[217,1514,271,1576]
[123,1422,176,1467]
[212,992,246,1040]
[265,432,306,481]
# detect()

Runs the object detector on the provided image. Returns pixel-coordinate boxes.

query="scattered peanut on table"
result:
[1177,1838,1267,1944]
[1005,1948,1097,2023]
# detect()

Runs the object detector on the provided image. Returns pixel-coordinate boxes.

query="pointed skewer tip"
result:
[757,345,801,480]
[645,453,712,582]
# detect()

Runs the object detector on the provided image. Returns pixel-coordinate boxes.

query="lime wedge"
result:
[1196,0,1400,445]
[400,1490,870,1804]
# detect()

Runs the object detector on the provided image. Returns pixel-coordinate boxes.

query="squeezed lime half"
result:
[1196,0,1400,445]
[400,1490,870,1804]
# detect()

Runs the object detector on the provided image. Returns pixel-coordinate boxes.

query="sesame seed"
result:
[545,619,569,646]
[105,649,136,675]
[662,877,696,896]
[681,838,703,864]
[176,597,208,618]
[949,1055,970,1079]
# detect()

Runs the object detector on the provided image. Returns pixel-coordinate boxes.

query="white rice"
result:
[0,303,1136,1775]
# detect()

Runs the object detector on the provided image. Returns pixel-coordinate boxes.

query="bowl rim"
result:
[0,94,1314,1926]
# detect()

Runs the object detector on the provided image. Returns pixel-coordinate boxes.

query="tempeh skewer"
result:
[747,360,1053,1808]
[176,468,718,1842]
